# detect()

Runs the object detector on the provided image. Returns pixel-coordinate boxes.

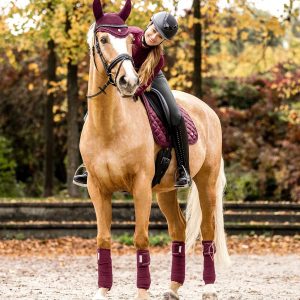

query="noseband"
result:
[87,25,135,99]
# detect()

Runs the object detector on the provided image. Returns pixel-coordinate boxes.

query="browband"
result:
[95,24,128,31]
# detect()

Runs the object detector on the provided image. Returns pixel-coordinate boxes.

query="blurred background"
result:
[0,0,299,202]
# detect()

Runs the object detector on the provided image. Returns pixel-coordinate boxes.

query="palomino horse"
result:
[80,1,230,299]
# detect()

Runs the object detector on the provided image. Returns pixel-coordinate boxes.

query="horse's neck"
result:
[87,62,126,141]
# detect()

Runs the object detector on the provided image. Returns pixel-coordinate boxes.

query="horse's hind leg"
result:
[88,177,113,300]
[157,190,186,300]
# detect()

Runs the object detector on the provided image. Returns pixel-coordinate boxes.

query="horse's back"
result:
[174,90,222,170]
[173,90,221,128]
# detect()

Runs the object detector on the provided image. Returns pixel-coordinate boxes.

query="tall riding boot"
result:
[172,116,192,188]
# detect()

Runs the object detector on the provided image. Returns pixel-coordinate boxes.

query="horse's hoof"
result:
[93,288,108,300]
[202,293,218,300]
[163,290,179,300]
[134,296,151,300]
[134,292,151,300]
[202,284,217,300]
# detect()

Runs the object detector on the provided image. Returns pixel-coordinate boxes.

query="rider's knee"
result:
[170,110,182,126]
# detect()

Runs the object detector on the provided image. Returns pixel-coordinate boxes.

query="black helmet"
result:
[151,12,178,40]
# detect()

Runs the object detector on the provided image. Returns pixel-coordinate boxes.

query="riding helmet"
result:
[151,12,178,40]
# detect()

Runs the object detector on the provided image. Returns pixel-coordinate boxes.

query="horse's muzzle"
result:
[117,75,139,97]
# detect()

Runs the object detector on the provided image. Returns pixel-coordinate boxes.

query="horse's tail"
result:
[214,157,231,267]
[185,157,231,267]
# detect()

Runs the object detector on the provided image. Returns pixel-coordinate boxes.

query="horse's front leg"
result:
[132,174,153,300]
[88,176,113,300]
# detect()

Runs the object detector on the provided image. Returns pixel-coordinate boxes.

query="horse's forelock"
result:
[87,23,96,49]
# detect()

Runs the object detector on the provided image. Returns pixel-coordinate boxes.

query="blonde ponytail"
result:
[138,43,164,90]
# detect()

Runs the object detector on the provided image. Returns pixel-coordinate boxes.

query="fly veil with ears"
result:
[88,0,135,98]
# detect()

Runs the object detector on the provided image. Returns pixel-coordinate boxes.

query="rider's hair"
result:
[138,24,164,89]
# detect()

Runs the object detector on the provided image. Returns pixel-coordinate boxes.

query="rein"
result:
[87,25,134,99]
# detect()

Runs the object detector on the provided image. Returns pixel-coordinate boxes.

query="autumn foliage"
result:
[0,0,299,201]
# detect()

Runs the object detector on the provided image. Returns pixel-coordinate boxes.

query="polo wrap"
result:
[97,248,113,289]
[171,241,185,284]
[136,249,151,289]
[202,241,216,284]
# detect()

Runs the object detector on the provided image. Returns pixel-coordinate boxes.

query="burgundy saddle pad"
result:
[141,93,198,148]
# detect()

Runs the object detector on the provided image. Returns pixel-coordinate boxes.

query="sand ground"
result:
[1,253,299,300]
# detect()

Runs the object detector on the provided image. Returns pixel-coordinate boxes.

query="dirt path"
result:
[1,253,299,300]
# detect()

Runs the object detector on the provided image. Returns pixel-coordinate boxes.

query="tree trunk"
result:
[43,39,56,197]
[67,61,80,197]
[64,11,80,198]
[193,0,202,98]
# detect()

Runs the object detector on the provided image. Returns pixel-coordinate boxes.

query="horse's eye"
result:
[100,36,108,44]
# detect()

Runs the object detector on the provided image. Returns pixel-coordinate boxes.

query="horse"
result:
[80,2,230,299]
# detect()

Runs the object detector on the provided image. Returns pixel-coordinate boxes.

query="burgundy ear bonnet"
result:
[93,0,131,38]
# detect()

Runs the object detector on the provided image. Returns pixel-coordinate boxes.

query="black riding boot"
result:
[172,116,192,188]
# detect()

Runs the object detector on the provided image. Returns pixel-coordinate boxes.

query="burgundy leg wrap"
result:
[202,241,216,284]
[171,241,185,284]
[136,249,151,289]
[97,248,113,289]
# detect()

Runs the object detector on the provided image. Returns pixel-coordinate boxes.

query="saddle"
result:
[140,89,198,187]
[141,89,198,148]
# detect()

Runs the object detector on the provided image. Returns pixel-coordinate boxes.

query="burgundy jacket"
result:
[129,26,164,96]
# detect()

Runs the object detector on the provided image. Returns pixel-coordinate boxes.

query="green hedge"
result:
[0,136,24,197]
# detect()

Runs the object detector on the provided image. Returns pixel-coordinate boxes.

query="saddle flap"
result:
[140,92,198,148]
[145,88,171,128]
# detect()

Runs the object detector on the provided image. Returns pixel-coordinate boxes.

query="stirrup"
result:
[174,165,191,188]
[72,164,87,187]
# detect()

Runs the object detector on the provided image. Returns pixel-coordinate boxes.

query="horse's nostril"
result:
[119,76,127,86]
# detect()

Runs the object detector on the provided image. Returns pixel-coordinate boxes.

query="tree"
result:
[65,13,80,197]
[4,0,92,197]
[193,0,202,98]
[43,38,56,196]
[55,1,92,197]
[6,0,59,196]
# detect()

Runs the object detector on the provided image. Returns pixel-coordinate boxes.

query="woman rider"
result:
[74,11,192,188]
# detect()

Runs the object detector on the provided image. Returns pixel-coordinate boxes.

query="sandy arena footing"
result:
[1,254,299,300]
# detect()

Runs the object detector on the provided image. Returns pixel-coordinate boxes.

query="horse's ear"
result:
[118,0,131,21]
[93,0,104,21]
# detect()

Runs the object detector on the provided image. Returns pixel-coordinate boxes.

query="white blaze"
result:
[110,35,138,86]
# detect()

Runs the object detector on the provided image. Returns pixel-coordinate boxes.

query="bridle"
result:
[87,24,135,99]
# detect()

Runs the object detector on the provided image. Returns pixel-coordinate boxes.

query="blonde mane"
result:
[87,22,96,50]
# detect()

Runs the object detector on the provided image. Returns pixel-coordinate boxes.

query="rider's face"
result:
[144,24,165,46]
